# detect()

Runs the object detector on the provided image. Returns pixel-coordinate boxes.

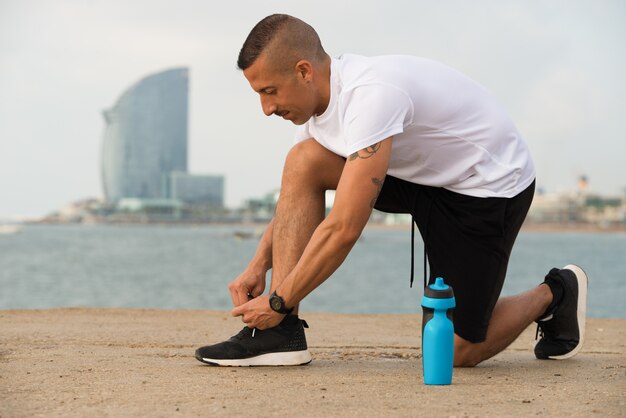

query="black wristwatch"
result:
[269,291,294,314]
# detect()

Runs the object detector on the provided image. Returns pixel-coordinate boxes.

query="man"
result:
[195,14,587,367]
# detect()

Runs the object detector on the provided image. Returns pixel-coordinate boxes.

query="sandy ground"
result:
[1,309,624,417]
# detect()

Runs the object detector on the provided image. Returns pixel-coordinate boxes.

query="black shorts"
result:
[374,176,535,343]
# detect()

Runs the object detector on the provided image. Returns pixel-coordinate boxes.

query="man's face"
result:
[243,55,319,125]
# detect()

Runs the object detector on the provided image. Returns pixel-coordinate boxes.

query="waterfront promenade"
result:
[1,309,624,417]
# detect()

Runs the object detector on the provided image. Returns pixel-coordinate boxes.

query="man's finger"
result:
[231,302,246,317]
[229,286,248,307]
[228,285,240,306]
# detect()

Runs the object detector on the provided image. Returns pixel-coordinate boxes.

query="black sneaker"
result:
[195,315,312,367]
[535,264,588,360]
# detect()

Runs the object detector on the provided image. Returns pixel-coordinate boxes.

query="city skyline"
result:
[1,1,625,219]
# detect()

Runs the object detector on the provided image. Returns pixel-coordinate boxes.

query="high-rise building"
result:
[164,172,224,207]
[101,68,189,202]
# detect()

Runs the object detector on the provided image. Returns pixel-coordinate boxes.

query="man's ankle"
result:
[537,281,558,320]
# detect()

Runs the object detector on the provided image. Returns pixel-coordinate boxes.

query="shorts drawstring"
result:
[410,196,433,290]
[423,231,428,290]
[410,218,415,288]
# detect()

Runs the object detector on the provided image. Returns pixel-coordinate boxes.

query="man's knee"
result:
[283,139,344,191]
[454,335,482,367]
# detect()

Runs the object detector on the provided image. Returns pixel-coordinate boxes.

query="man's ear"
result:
[294,60,313,82]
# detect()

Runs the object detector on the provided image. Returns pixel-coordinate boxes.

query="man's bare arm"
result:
[275,137,393,308]
[348,142,382,161]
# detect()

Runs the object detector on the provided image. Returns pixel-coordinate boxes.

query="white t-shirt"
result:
[294,54,535,198]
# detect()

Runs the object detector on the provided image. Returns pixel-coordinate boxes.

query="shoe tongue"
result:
[232,327,253,340]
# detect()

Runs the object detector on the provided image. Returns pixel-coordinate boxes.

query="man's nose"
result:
[261,96,277,117]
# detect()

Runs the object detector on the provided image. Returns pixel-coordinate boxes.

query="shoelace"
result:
[535,324,544,340]
[535,310,556,341]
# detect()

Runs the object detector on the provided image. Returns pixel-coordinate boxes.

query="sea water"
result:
[0,224,624,318]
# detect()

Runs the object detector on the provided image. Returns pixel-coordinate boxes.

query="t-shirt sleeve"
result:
[342,84,413,155]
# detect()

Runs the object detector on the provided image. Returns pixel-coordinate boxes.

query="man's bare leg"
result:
[454,283,553,366]
[194,140,344,366]
[270,139,345,313]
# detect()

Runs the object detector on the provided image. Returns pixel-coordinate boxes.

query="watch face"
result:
[270,296,282,311]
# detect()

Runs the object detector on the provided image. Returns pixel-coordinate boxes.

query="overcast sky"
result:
[1,0,624,219]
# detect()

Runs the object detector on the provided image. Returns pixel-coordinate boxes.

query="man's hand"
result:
[228,266,267,307]
[231,295,284,330]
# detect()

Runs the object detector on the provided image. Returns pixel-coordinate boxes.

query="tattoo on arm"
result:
[349,142,381,161]
[370,177,385,209]
[347,141,386,207]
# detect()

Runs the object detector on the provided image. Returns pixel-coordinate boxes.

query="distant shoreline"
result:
[18,220,626,234]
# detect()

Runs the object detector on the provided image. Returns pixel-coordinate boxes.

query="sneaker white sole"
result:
[199,350,312,367]
[549,264,588,360]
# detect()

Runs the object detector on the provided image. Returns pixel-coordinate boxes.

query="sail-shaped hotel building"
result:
[101,68,189,202]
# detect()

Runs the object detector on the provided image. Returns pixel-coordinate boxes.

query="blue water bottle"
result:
[421,277,455,385]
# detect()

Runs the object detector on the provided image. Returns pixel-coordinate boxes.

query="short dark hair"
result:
[237,14,326,71]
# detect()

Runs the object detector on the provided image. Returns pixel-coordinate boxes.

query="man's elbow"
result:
[330,219,365,248]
